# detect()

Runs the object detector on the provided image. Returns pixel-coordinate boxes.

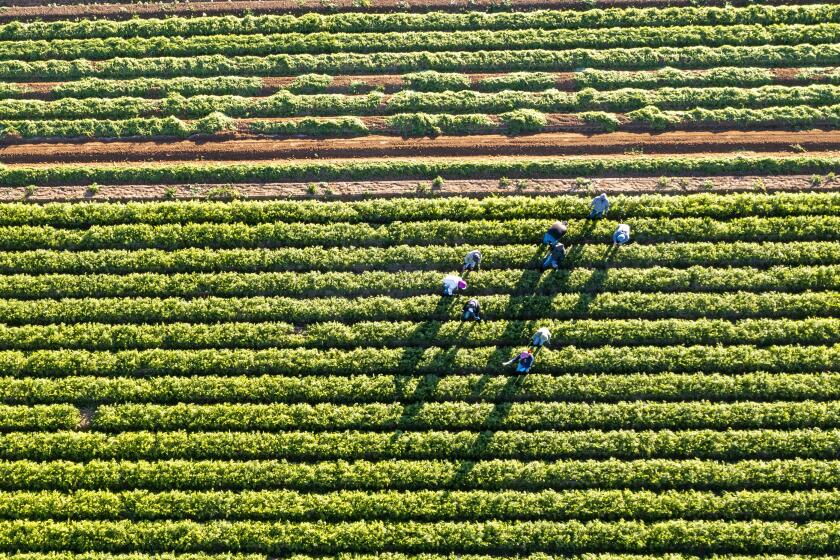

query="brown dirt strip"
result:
[2,130,838,165]
[10,175,839,203]
[0,0,827,21]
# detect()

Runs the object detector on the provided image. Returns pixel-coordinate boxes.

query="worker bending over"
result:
[531,327,551,351]
[442,274,467,296]
[462,298,482,322]
[542,220,568,246]
[504,350,535,373]
[589,193,610,219]
[462,249,482,274]
[542,242,567,271]
[613,223,631,246]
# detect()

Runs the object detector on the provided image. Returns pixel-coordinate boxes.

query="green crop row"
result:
[0,216,834,251]
[4,24,836,62]
[32,67,811,103]
[0,114,240,140]
[0,265,834,299]
[3,518,840,554]
[0,155,837,187]
[0,317,833,351]
[5,488,840,522]
[2,457,839,492]
[90,400,840,432]
[5,554,808,560]
[0,405,77,431]
[0,291,833,325]
[2,44,839,81]
[0,192,832,226]
[0,342,833,378]
[10,84,840,120]
[0,242,834,275]
[2,372,839,406]
[3,5,836,40]
[4,429,840,461]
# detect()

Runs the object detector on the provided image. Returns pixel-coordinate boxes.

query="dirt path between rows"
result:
[0,0,826,21]
[3,130,838,165]
[10,175,840,203]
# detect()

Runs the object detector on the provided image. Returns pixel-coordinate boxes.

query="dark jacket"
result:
[463,299,481,315]
[551,243,567,262]
[547,221,568,240]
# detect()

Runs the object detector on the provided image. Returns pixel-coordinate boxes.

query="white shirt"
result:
[534,327,552,344]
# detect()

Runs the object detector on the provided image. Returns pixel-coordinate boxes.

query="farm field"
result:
[0,0,839,558]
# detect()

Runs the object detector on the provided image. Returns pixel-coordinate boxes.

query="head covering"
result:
[457,280,468,290]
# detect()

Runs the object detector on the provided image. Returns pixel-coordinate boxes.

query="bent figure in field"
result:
[462,249,482,274]
[613,223,631,246]
[589,193,610,220]
[462,298,482,322]
[542,242,567,270]
[531,327,552,350]
[542,220,568,246]
[442,274,467,296]
[503,350,535,373]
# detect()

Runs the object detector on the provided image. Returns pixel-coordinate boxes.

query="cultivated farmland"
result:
[0,0,839,558]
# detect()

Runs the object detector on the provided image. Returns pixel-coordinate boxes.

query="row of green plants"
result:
[0,342,833,377]
[23,67,818,103]
[9,84,840,120]
[0,155,837,186]
[90,400,840,431]
[0,192,832,226]
[0,291,832,325]
[3,24,836,62]
[3,5,835,40]
[2,372,839,407]
[0,113,236,140]
[2,44,839,80]
[0,456,837,492]
[1,216,835,250]
[0,405,77,431]
[0,265,832,299]
[5,487,840,522]
[0,241,832,275]
[3,429,840,461]
[0,316,833,351]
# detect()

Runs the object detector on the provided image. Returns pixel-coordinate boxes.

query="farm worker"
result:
[542,242,567,270]
[542,220,568,245]
[462,249,482,274]
[503,350,535,373]
[531,327,551,349]
[442,274,467,296]
[462,298,482,322]
[613,223,631,246]
[589,193,610,219]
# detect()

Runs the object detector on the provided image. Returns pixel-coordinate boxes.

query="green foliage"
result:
[579,111,621,131]
[287,73,333,94]
[500,109,547,134]
[402,71,471,92]
[249,117,368,137]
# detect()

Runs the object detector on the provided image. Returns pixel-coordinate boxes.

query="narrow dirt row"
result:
[1,130,836,165]
[8,175,839,203]
[0,0,825,21]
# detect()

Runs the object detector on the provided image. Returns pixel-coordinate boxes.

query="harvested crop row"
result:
[88,400,840,431]
[1,5,835,41]
[0,192,830,226]
[0,242,833,275]
[0,216,834,251]
[2,44,838,81]
[4,488,840,522]
[5,429,840,460]
[8,84,840,120]
[1,457,838,492]
[0,317,834,351]
[0,265,833,299]
[3,372,840,406]
[0,343,834,378]
[0,291,833,325]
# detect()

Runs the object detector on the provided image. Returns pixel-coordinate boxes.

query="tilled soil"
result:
[3,130,838,165]
[10,175,839,203]
[1,0,825,20]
